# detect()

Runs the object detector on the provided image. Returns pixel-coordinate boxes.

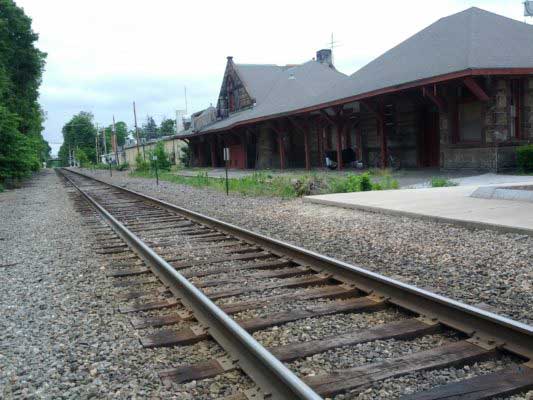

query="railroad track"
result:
[58,168,533,400]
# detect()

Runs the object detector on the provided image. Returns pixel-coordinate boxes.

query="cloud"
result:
[16,0,526,154]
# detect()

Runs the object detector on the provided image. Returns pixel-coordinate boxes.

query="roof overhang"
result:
[181,67,533,139]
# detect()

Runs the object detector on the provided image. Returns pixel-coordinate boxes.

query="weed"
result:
[431,177,458,187]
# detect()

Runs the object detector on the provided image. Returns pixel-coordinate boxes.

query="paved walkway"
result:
[305,175,533,235]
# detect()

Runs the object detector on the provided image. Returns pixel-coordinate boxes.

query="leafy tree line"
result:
[58,112,129,166]
[140,116,176,140]
[0,0,49,186]
[58,113,177,166]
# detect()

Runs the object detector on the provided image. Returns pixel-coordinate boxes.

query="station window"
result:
[458,101,482,143]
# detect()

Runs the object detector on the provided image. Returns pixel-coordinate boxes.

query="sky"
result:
[15,0,528,155]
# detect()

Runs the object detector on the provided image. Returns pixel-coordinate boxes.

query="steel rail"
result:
[59,169,322,400]
[62,168,533,362]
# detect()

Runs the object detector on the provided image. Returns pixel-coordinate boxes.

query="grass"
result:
[430,177,458,187]
[130,168,400,198]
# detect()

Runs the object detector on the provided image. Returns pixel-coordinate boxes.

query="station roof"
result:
[190,7,533,137]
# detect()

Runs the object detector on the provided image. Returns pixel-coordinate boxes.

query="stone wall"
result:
[442,145,517,171]
[441,77,531,171]
[255,125,277,169]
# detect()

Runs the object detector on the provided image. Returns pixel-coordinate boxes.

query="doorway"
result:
[419,109,440,167]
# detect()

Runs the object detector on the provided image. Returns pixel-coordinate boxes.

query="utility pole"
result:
[102,127,107,157]
[133,101,145,160]
[133,101,142,157]
[95,123,100,164]
[112,115,119,165]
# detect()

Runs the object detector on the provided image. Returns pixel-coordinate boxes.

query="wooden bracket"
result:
[319,109,337,126]
[360,99,383,121]
[463,77,490,101]
[422,86,447,112]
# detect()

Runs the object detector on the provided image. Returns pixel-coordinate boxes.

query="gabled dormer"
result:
[216,56,255,119]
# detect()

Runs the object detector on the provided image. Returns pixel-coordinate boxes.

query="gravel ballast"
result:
[0,170,254,399]
[81,169,533,326]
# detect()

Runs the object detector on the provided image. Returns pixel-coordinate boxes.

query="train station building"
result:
[180,7,533,171]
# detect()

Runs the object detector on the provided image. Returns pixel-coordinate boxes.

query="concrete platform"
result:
[305,180,533,235]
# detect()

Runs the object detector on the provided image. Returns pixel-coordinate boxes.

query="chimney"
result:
[316,49,333,68]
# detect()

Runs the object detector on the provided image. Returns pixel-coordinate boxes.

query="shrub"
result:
[517,144,533,173]
[359,173,372,191]
[116,162,129,171]
[379,175,400,190]
[0,183,4,192]
[179,145,192,167]
[150,142,171,171]
[75,148,90,167]
[431,177,458,187]
[134,153,150,172]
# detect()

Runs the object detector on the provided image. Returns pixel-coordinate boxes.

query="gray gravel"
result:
[0,170,253,399]
[81,168,533,327]
[74,169,533,399]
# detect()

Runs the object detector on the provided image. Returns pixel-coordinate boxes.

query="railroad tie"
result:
[159,318,440,384]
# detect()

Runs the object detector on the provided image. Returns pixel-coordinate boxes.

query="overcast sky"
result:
[16,0,527,155]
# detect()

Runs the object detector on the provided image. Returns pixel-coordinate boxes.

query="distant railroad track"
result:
[58,167,533,400]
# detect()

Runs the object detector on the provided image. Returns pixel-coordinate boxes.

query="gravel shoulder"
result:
[81,169,533,326]
[0,170,182,398]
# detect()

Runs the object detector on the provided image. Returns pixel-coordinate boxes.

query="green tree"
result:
[149,142,171,171]
[58,112,96,166]
[160,118,175,136]
[0,0,48,183]
[102,121,128,151]
[142,116,159,140]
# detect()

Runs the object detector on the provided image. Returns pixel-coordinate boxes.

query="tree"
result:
[102,121,128,151]
[58,112,96,166]
[149,142,171,171]
[160,118,176,136]
[142,116,159,140]
[0,0,48,184]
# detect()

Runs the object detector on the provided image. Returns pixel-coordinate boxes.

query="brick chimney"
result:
[316,49,333,68]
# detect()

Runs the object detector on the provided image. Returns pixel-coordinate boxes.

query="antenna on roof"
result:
[328,33,340,65]
[184,86,188,114]
[525,1,533,22]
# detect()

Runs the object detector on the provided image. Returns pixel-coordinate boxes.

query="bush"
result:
[75,148,90,167]
[179,145,191,167]
[359,173,372,191]
[116,162,129,171]
[517,144,533,173]
[328,173,374,193]
[431,177,458,187]
[134,153,150,172]
[150,142,171,171]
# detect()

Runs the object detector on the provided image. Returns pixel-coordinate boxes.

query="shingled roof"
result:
[233,64,286,104]
[199,60,349,133]
[317,7,533,104]
[196,7,533,136]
